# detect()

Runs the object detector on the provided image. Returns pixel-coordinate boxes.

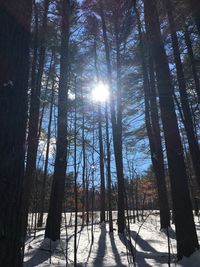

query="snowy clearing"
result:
[23,211,200,267]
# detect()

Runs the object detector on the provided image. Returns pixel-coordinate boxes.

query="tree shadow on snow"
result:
[162,227,176,240]
[23,241,51,267]
[119,233,141,267]
[109,233,126,267]
[130,230,176,266]
[93,228,106,267]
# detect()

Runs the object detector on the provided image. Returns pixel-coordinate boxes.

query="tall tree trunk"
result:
[81,86,86,227]
[37,75,55,227]
[99,0,125,233]
[133,0,170,229]
[98,105,106,223]
[149,57,171,228]
[30,0,39,112]
[144,0,199,259]
[0,1,31,266]
[164,0,200,189]
[94,36,106,223]
[45,0,70,241]
[114,8,126,233]
[74,77,78,267]
[86,157,89,225]
[105,103,113,232]
[22,0,49,238]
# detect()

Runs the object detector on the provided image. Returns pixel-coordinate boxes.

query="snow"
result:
[23,211,200,267]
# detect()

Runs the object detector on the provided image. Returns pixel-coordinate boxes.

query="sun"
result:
[91,82,109,102]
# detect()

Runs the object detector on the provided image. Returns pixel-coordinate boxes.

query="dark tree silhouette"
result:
[144,0,199,260]
[45,0,70,241]
[133,0,170,229]
[99,0,125,234]
[0,1,32,266]
[163,0,200,190]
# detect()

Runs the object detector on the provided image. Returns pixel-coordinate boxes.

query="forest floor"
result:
[23,211,200,267]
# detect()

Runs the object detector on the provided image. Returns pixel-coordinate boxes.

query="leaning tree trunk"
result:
[0,1,31,266]
[45,0,70,241]
[144,0,199,260]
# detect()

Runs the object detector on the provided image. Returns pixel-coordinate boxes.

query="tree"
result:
[144,0,199,260]
[0,1,32,266]
[22,0,50,238]
[45,0,70,241]
[37,57,55,227]
[133,0,170,229]
[99,0,125,234]
[105,102,113,232]
[163,0,200,190]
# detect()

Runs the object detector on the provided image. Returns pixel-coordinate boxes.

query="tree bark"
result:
[74,77,78,267]
[45,0,70,241]
[0,1,31,266]
[144,0,199,259]
[133,0,170,229]
[81,86,86,227]
[164,0,200,189]
[37,74,55,227]
[93,36,106,223]
[105,103,113,232]
[99,0,125,233]
[22,0,49,239]
[98,105,106,223]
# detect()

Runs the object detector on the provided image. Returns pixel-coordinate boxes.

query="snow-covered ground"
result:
[23,211,200,267]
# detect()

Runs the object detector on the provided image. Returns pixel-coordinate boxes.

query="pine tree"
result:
[99,0,125,234]
[133,0,170,229]
[45,0,70,241]
[163,0,200,189]
[144,0,199,259]
[0,1,32,266]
